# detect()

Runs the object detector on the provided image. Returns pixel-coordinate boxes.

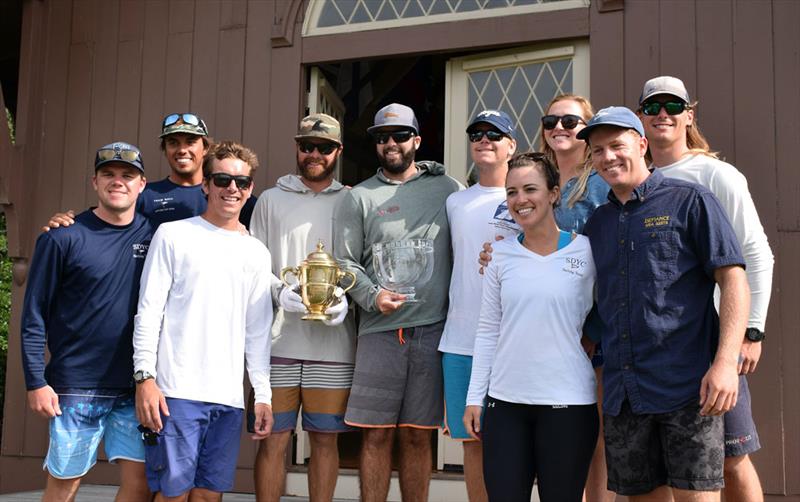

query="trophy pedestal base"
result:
[302,313,330,322]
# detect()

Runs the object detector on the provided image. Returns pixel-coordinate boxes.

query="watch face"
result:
[745,328,765,341]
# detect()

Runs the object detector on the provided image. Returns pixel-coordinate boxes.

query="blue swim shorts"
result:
[45,388,144,479]
[442,352,482,440]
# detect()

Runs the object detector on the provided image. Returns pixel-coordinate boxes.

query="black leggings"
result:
[482,397,599,502]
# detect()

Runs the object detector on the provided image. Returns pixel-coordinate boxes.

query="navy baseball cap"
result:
[367,103,419,134]
[577,106,645,142]
[466,109,516,138]
[94,142,145,173]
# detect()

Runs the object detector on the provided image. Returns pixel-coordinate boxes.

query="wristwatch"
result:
[133,370,155,384]
[744,328,765,342]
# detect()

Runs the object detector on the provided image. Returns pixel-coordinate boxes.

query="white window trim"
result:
[444,40,590,184]
[303,0,590,37]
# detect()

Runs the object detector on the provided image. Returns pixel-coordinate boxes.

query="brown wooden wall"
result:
[1,0,798,498]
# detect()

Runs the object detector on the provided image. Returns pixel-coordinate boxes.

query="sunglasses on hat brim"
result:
[96,148,142,164]
[162,113,209,135]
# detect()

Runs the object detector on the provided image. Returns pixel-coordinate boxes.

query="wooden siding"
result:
[1,0,798,497]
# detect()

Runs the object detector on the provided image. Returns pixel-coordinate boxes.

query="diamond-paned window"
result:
[304,0,587,36]
[464,57,572,182]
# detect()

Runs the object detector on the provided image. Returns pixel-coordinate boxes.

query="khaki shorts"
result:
[345,321,444,428]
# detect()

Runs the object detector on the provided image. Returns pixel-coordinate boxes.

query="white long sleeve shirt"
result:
[467,236,597,407]
[133,216,273,408]
[657,155,774,330]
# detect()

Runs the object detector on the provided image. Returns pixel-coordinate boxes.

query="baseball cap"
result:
[367,103,419,134]
[94,142,145,173]
[466,109,516,138]
[576,106,645,142]
[639,76,691,104]
[294,113,342,145]
[159,113,209,138]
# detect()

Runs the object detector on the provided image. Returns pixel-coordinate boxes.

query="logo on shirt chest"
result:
[132,243,149,259]
[375,205,400,217]
[643,215,670,228]
[562,257,587,277]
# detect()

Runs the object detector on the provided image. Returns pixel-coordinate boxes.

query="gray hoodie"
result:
[333,161,464,336]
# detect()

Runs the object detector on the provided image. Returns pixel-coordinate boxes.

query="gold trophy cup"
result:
[280,241,356,321]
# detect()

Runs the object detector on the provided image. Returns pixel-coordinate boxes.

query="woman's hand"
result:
[463,405,484,440]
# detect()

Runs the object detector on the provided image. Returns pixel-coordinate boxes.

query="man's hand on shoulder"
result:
[135,378,169,432]
[41,210,76,232]
[27,385,61,418]
[251,403,274,440]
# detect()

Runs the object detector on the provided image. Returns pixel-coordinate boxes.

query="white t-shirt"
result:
[657,155,774,330]
[133,216,273,409]
[439,184,519,356]
[467,235,597,406]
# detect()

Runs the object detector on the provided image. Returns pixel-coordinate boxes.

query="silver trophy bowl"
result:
[372,239,435,303]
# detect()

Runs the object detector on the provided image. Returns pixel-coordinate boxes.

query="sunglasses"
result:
[640,100,688,116]
[162,113,209,134]
[541,114,585,130]
[207,172,252,190]
[468,130,506,143]
[96,148,142,163]
[297,141,339,155]
[372,130,415,145]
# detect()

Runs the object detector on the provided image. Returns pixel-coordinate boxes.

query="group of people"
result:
[19,74,772,502]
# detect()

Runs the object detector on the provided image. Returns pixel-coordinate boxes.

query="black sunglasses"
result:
[297,141,339,155]
[640,101,688,116]
[541,114,585,130]
[96,148,141,163]
[207,172,252,190]
[162,113,209,134]
[372,130,415,145]
[468,130,506,143]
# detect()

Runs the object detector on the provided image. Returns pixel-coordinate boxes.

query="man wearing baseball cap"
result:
[580,107,751,501]
[334,103,463,501]
[439,109,517,502]
[637,75,773,502]
[249,113,354,502]
[20,142,154,500]
[45,112,257,231]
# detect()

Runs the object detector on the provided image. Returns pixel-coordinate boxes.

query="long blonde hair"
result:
[539,94,595,208]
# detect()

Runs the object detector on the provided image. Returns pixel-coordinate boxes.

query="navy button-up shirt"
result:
[584,169,745,416]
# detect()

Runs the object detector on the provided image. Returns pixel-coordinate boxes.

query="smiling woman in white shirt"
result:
[463,152,598,502]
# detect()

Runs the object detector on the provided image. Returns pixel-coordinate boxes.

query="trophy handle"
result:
[281,266,300,287]
[338,270,357,294]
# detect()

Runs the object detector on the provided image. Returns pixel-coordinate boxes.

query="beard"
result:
[378,144,416,174]
[297,153,337,182]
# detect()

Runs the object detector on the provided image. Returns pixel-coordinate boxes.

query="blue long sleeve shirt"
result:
[21,210,155,390]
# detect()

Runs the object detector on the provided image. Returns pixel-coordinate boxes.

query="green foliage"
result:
[5,108,14,143]
[0,212,10,428]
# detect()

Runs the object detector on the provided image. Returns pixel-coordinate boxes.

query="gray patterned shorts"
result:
[604,400,724,495]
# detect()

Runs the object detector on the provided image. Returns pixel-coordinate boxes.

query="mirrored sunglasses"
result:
[96,148,142,163]
[162,113,209,134]
[640,101,688,116]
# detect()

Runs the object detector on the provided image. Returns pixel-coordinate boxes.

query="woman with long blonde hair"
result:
[539,94,615,502]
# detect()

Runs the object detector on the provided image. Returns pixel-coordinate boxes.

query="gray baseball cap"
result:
[639,76,691,104]
[94,142,145,173]
[367,103,419,134]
